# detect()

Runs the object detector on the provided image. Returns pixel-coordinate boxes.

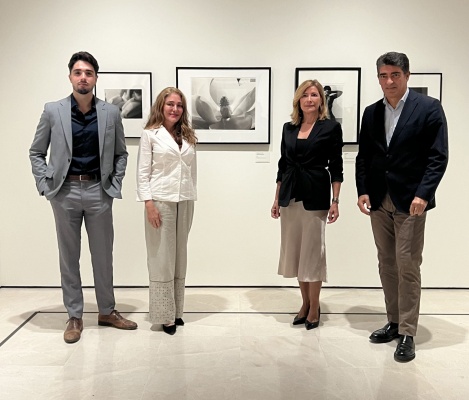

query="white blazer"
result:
[136,127,197,202]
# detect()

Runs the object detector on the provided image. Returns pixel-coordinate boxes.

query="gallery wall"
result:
[0,0,468,288]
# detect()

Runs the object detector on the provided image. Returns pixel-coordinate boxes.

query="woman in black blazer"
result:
[271,80,343,330]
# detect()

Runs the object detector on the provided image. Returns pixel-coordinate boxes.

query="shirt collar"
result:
[71,94,96,110]
[383,88,409,110]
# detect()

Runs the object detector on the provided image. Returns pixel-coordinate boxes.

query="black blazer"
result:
[355,90,448,212]
[276,119,343,210]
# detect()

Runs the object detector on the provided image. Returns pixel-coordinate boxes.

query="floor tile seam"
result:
[33,311,469,316]
[2,311,468,347]
[0,312,39,348]
[2,286,469,289]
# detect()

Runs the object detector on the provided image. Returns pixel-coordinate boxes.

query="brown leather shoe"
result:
[98,310,137,330]
[64,317,83,344]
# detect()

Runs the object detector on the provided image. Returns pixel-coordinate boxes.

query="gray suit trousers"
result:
[370,193,426,336]
[50,180,115,318]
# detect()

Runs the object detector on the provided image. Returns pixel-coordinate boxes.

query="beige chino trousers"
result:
[370,193,426,336]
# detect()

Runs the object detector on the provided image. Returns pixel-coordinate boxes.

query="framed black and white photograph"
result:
[176,67,271,144]
[409,73,442,102]
[295,67,361,144]
[95,72,152,138]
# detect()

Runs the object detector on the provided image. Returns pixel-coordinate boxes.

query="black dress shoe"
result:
[162,324,176,335]
[394,335,415,362]
[292,306,309,325]
[293,315,307,325]
[305,306,320,330]
[369,322,399,343]
[175,318,185,326]
[292,312,308,325]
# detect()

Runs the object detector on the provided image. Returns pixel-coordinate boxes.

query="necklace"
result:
[298,119,317,139]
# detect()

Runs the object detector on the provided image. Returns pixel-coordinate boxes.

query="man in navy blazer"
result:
[29,52,137,343]
[356,52,448,362]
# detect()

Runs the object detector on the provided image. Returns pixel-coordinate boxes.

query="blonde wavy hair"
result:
[145,87,197,146]
[290,80,329,126]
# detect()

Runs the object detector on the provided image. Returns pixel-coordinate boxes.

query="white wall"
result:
[0,0,467,287]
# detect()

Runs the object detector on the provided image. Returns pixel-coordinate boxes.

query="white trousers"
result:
[145,200,194,324]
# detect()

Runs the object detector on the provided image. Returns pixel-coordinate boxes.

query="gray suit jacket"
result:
[29,95,128,200]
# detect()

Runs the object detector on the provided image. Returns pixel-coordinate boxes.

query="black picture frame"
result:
[295,67,361,144]
[176,67,271,144]
[95,72,152,138]
[409,73,442,102]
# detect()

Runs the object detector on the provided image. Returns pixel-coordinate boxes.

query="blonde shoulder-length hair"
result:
[290,79,329,126]
[144,87,197,146]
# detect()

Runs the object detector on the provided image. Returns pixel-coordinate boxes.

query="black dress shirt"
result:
[68,95,100,176]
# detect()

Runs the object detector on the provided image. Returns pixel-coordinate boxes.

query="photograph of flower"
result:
[177,67,271,144]
[191,77,256,130]
[409,73,442,102]
[296,68,361,144]
[95,72,152,138]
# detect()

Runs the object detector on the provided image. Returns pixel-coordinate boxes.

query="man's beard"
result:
[76,87,92,95]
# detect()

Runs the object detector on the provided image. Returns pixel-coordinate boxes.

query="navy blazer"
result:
[276,119,343,210]
[355,89,448,212]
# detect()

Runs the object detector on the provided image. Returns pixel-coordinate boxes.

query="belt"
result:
[66,174,100,181]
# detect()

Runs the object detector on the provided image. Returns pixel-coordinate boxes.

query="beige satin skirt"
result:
[278,200,328,282]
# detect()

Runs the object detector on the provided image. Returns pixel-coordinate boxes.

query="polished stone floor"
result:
[0,287,468,399]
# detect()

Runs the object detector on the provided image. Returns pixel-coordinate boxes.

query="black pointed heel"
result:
[305,306,320,330]
[292,307,309,325]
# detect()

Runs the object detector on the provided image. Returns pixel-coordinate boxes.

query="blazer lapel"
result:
[308,120,324,141]
[388,91,418,148]
[158,127,180,153]
[373,101,388,151]
[58,97,73,153]
[96,99,107,156]
[285,122,322,155]
[298,120,323,155]
[180,139,190,154]
[284,124,299,152]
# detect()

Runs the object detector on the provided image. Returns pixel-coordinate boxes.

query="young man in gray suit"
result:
[29,51,137,343]
[356,52,448,362]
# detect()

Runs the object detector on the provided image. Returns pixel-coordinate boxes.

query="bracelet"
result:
[332,197,339,204]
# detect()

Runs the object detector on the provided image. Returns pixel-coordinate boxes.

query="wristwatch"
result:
[332,197,339,204]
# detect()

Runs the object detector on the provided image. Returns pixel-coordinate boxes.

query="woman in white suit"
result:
[137,87,197,335]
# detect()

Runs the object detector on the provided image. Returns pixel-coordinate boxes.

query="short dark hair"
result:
[68,51,99,74]
[376,52,409,75]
